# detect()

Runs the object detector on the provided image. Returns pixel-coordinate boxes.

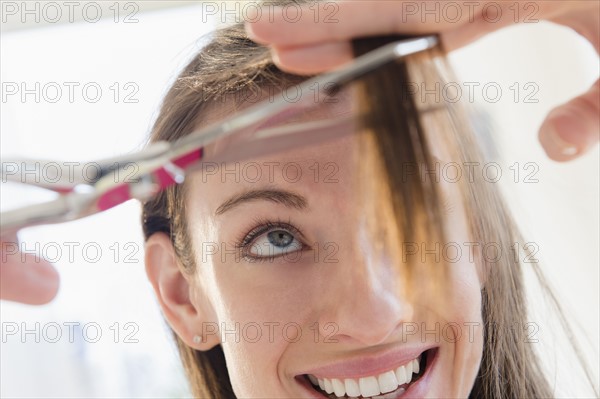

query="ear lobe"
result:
[145,232,219,350]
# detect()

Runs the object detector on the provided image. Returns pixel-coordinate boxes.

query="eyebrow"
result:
[215,189,308,216]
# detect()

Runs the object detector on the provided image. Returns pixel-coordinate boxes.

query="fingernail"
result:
[271,49,281,65]
[546,125,579,156]
[245,22,258,40]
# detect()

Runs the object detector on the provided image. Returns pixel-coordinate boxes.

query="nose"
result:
[315,240,414,346]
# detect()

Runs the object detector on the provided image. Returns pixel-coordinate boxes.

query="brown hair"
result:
[142,5,595,398]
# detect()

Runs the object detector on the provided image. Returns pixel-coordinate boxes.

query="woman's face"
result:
[181,103,485,398]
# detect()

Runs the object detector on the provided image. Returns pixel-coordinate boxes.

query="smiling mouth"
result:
[300,348,435,399]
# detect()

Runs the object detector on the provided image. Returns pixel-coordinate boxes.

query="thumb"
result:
[1,240,60,305]
[538,79,600,162]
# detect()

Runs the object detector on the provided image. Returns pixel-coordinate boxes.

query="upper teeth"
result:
[308,356,421,398]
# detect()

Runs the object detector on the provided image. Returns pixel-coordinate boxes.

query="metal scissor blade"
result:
[0,158,86,191]
[0,189,96,236]
[0,142,172,190]
[199,115,357,165]
[166,36,438,164]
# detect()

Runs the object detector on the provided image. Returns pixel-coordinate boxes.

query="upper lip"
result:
[297,344,435,380]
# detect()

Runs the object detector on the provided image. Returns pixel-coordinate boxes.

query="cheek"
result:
[203,260,317,397]
[437,181,485,393]
[442,253,484,395]
[214,283,313,397]
[221,342,282,397]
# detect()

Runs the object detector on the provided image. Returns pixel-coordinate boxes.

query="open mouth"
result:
[298,348,437,399]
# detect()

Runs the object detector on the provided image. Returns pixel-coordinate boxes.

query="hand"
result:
[1,234,59,304]
[245,0,599,162]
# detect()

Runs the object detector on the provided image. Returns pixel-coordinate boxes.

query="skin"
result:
[0,234,59,304]
[145,101,485,397]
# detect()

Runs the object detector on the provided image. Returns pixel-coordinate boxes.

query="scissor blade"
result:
[0,190,95,235]
[1,159,87,191]
[200,115,357,166]
[168,36,438,163]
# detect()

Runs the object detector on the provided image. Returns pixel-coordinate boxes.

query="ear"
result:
[145,232,219,350]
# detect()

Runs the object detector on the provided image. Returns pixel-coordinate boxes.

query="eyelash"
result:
[234,217,308,262]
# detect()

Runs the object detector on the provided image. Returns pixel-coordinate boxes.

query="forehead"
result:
[187,92,361,215]
[188,134,360,216]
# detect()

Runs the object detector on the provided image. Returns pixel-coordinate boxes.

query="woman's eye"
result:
[246,229,303,259]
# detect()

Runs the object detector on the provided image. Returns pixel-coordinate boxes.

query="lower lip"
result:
[296,348,439,399]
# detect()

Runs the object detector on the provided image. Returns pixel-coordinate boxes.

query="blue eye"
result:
[267,230,294,247]
[239,221,306,261]
[248,229,303,258]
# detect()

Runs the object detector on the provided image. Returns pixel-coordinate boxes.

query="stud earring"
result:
[193,334,202,345]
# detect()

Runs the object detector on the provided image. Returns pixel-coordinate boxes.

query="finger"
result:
[538,79,600,162]
[246,1,466,47]
[246,1,588,52]
[551,1,600,53]
[443,1,596,52]
[267,25,485,75]
[1,242,60,304]
[272,41,353,74]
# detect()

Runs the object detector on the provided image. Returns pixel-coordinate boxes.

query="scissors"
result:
[0,36,438,235]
